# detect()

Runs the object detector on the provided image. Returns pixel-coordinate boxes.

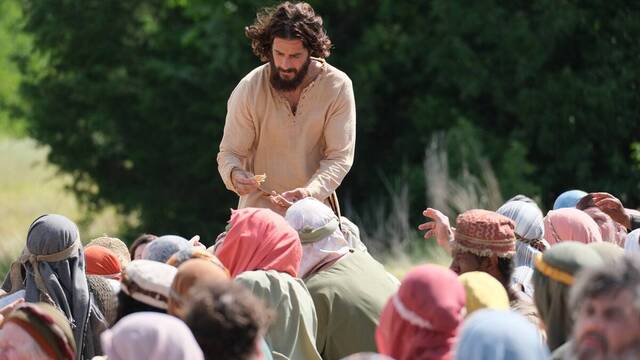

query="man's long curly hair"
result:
[245,2,332,62]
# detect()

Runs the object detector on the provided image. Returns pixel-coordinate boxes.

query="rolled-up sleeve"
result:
[217,80,255,193]
[305,79,356,199]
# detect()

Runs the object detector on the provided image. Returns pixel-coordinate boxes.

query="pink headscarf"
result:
[215,208,302,278]
[543,208,602,244]
[376,265,466,360]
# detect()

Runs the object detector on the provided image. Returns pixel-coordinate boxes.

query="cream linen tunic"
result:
[217,59,356,214]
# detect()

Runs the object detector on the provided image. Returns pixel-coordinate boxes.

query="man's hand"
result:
[592,192,631,229]
[269,188,310,210]
[418,208,453,254]
[231,168,259,196]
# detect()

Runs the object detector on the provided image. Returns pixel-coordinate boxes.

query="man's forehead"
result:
[273,37,306,53]
[586,289,636,308]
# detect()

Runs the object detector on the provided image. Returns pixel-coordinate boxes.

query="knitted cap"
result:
[453,209,516,258]
[3,302,76,360]
[87,275,119,326]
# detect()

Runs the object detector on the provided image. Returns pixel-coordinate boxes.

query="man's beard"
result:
[269,56,311,92]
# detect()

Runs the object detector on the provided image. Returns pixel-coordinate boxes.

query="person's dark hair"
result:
[475,254,514,288]
[569,255,640,313]
[184,283,272,360]
[115,291,165,322]
[129,233,157,257]
[245,1,332,62]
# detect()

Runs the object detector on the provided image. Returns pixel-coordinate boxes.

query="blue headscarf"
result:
[141,235,191,263]
[455,309,549,360]
[552,190,587,210]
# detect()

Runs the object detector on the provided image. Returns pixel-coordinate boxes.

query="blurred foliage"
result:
[0,0,33,136]
[9,0,640,244]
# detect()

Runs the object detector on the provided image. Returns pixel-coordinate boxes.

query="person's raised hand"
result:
[0,298,24,324]
[231,168,259,196]
[592,192,631,229]
[269,188,309,211]
[418,208,453,254]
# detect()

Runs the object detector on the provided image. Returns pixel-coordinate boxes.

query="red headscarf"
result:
[376,265,466,360]
[215,208,302,278]
[84,245,122,280]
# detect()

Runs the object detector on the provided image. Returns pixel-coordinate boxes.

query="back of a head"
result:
[184,283,270,360]
[168,259,230,318]
[141,235,190,263]
[102,312,204,360]
[118,260,177,320]
[455,309,549,360]
[1,302,76,360]
[532,241,604,350]
[553,190,588,210]
[458,271,509,315]
[87,236,131,267]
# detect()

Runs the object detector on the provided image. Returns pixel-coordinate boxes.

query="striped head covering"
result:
[452,209,516,258]
[2,302,76,360]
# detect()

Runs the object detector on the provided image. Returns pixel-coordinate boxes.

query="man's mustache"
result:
[578,331,608,356]
[277,67,297,74]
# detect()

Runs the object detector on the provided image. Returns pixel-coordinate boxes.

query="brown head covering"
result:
[168,259,230,318]
[453,209,517,258]
[2,302,76,360]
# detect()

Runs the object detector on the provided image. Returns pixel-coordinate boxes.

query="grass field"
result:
[0,136,131,276]
[0,135,449,280]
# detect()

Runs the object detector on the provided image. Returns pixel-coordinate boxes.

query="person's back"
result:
[236,270,321,360]
[304,249,397,360]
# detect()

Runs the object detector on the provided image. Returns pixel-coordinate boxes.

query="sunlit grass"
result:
[0,137,131,276]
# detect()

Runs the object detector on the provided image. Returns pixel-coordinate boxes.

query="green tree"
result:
[17,0,640,244]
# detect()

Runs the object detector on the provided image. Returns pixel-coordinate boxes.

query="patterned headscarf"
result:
[452,209,516,258]
[141,235,191,263]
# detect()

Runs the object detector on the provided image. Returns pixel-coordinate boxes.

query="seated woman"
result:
[285,198,399,360]
[376,264,465,360]
[215,208,322,360]
[116,259,177,322]
[0,302,76,360]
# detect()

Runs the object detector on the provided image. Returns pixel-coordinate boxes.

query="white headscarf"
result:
[496,200,546,268]
[624,229,640,254]
[285,198,351,278]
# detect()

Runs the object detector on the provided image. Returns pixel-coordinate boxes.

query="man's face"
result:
[450,248,482,275]
[0,322,49,359]
[573,289,640,360]
[270,37,311,91]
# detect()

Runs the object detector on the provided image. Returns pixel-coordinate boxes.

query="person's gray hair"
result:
[569,254,640,314]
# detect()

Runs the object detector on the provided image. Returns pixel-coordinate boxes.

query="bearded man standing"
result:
[217,2,356,215]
